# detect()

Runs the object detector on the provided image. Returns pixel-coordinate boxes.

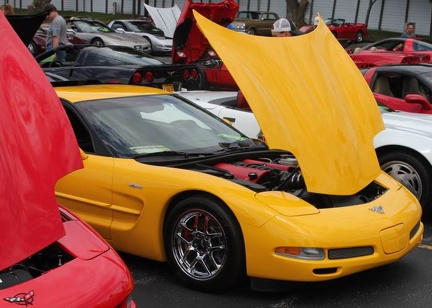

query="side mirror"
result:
[79,148,89,160]
[405,94,432,110]
[115,28,126,33]
[67,29,76,35]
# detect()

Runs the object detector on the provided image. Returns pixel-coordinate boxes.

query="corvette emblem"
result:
[369,205,385,214]
[3,290,34,306]
[167,71,176,76]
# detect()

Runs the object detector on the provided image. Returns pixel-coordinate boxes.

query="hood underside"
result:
[0,14,83,270]
[6,11,48,46]
[172,0,239,63]
[194,12,384,195]
[144,3,181,39]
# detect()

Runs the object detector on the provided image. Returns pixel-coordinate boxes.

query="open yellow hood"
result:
[194,12,384,195]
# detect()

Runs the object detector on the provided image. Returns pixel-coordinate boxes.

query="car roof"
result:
[375,64,432,74]
[54,84,168,102]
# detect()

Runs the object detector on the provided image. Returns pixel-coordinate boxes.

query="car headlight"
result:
[275,247,325,260]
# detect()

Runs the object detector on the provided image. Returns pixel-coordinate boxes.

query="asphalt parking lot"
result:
[124,221,432,307]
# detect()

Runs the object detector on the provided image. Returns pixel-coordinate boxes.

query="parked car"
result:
[178,89,432,216]
[66,17,151,53]
[324,18,368,43]
[107,19,172,54]
[1,12,135,307]
[350,37,432,55]
[363,64,432,113]
[348,37,432,66]
[36,44,208,90]
[52,9,423,293]
[230,10,279,36]
[28,27,86,56]
[172,0,239,90]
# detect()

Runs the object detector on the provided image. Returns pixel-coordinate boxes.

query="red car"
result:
[363,64,432,114]
[1,13,136,307]
[172,0,239,90]
[325,18,368,43]
[28,27,86,56]
[349,37,432,67]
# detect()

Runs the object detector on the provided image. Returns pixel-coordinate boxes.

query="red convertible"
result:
[325,18,368,43]
[363,64,432,114]
[172,0,239,90]
[349,37,432,68]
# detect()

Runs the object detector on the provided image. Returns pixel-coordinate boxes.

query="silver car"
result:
[66,17,151,53]
[108,19,172,55]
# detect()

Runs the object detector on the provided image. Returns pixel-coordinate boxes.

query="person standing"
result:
[271,18,301,37]
[0,4,14,15]
[401,22,416,38]
[44,3,68,62]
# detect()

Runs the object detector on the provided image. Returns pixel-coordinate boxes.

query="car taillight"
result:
[183,69,190,80]
[401,56,425,64]
[144,71,154,82]
[190,68,198,79]
[132,72,143,84]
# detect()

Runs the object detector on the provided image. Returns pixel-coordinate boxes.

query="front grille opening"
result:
[410,221,421,239]
[328,246,374,260]
[313,268,338,275]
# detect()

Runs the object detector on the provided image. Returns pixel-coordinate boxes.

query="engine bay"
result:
[0,243,73,290]
[191,151,388,209]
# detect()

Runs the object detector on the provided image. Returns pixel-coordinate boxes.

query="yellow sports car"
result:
[55,13,423,292]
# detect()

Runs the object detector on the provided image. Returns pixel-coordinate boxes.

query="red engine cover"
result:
[215,162,269,183]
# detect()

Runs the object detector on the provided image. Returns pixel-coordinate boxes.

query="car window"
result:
[75,46,162,66]
[367,40,405,51]
[413,40,432,51]
[73,95,247,157]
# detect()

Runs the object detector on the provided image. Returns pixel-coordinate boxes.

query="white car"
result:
[108,19,172,54]
[178,90,432,216]
[66,17,151,53]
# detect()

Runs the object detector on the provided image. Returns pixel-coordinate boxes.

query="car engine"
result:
[194,152,387,209]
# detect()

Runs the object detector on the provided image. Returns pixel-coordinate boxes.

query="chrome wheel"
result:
[91,38,104,46]
[356,31,363,43]
[381,160,422,199]
[164,195,245,291]
[172,209,226,281]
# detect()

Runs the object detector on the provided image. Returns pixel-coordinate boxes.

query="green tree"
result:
[28,0,52,12]
[365,0,378,25]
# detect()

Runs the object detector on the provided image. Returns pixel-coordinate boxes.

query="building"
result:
[6,0,431,36]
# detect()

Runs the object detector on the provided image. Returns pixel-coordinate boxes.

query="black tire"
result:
[248,28,257,35]
[355,31,363,43]
[164,195,246,292]
[195,63,210,90]
[144,37,153,54]
[28,40,37,56]
[91,38,104,46]
[379,150,432,217]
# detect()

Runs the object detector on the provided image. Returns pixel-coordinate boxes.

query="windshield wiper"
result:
[132,150,210,159]
[216,139,266,153]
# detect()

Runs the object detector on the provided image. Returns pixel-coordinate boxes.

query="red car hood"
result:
[172,0,239,64]
[0,14,83,270]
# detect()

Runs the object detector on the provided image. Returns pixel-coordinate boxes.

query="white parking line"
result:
[418,244,432,250]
